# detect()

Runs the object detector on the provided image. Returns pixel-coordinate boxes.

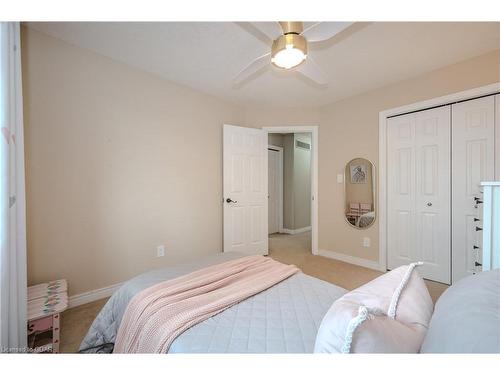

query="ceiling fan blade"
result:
[295,57,328,86]
[301,22,353,43]
[249,22,283,41]
[233,52,271,85]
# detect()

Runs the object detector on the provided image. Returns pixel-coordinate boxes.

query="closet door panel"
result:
[387,114,416,270]
[414,106,451,284]
[387,106,451,283]
[452,96,495,282]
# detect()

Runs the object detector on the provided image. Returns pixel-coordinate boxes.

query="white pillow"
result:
[314,263,433,353]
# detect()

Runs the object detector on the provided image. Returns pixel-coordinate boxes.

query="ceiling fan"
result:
[233,21,353,86]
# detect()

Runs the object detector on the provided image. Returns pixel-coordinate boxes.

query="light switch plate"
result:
[337,174,343,183]
[157,245,165,257]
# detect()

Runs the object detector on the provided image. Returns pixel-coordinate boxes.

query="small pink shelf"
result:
[27,279,68,353]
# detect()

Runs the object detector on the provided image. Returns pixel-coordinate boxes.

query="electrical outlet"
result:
[157,245,165,257]
[337,174,344,183]
[363,237,371,247]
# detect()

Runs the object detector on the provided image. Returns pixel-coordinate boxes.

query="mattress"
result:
[79,252,347,353]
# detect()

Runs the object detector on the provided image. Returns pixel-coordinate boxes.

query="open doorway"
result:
[265,126,318,257]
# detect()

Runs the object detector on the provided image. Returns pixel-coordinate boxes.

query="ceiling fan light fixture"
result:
[271,34,307,70]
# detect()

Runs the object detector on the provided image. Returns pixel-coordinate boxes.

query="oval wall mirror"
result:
[344,158,376,229]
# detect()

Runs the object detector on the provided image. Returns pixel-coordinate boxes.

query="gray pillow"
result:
[421,269,500,353]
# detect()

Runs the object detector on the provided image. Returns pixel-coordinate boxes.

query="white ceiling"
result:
[26,22,500,108]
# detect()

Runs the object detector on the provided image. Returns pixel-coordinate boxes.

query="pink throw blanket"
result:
[113,255,299,353]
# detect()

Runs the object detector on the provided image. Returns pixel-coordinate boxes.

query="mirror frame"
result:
[343,158,376,230]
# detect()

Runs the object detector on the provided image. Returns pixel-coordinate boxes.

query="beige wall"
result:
[23,25,500,296]
[22,28,244,295]
[244,106,320,128]
[319,49,500,262]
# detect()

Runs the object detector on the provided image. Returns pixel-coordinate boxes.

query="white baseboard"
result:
[67,248,380,308]
[68,282,123,308]
[318,249,386,272]
[281,226,312,235]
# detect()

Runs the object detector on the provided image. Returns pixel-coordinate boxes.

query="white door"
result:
[387,106,451,283]
[452,96,495,282]
[414,107,451,283]
[223,124,268,255]
[268,148,280,234]
[387,113,416,271]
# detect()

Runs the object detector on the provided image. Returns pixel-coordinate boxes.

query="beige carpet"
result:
[59,231,448,353]
[268,231,448,302]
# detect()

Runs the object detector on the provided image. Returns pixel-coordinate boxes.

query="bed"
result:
[80,252,500,354]
[79,252,347,353]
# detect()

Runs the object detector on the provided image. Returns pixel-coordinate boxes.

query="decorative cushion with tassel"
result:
[314,262,433,353]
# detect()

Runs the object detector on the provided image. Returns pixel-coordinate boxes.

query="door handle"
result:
[426,202,432,207]
[226,198,237,203]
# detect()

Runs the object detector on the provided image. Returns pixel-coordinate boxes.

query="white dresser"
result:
[481,182,500,271]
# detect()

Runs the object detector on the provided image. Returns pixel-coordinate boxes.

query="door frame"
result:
[263,126,319,255]
[379,82,500,272]
[268,145,284,234]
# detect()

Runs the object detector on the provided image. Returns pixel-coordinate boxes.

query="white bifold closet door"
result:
[451,96,495,283]
[387,106,451,284]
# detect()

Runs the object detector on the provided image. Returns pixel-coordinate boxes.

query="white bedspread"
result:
[80,252,346,353]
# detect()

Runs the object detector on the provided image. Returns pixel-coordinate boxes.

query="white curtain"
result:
[0,22,27,351]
